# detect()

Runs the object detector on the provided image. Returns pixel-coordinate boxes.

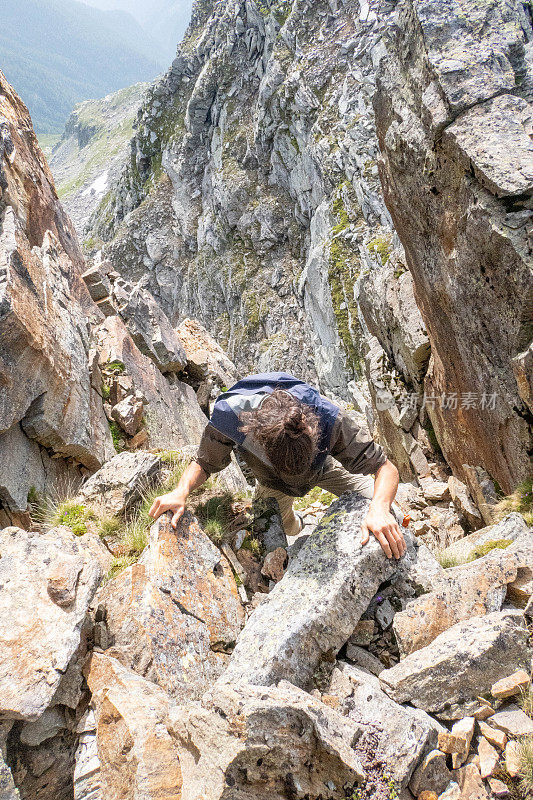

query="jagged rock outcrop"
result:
[373,0,533,496]
[0,69,115,521]
[88,0,402,402]
[79,0,532,504]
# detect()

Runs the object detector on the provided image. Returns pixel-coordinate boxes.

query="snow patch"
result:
[82,170,109,197]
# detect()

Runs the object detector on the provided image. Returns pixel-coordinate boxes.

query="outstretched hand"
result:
[148,490,186,529]
[361,504,406,560]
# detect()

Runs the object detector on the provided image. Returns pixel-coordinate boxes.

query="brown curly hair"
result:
[239,389,321,474]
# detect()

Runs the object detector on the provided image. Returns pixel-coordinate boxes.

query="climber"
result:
[148,372,406,559]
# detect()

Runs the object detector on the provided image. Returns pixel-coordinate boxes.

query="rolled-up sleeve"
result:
[195,424,235,475]
[330,412,387,475]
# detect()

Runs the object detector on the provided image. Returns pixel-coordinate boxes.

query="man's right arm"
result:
[148,423,235,529]
[148,461,208,528]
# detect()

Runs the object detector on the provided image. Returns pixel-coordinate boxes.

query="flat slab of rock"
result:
[491,669,530,700]
[78,450,161,515]
[393,530,531,655]
[220,494,402,689]
[0,526,100,721]
[444,95,533,197]
[380,611,530,719]
[438,514,528,563]
[486,706,533,737]
[169,679,365,800]
[85,653,181,799]
[97,513,245,702]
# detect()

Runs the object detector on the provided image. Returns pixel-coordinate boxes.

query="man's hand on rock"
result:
[361,503,406,560]
[148,490,186,529]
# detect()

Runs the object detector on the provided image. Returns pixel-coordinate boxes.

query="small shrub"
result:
[109,421,126,452]
[519,735,533,798]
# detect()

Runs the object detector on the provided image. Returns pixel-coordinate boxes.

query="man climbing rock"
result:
[149,372,406,559]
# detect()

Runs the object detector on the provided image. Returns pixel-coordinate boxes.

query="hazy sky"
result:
[79,0,193,29]
[79,0,194,63]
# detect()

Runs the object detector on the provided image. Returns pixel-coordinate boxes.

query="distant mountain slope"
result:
[80,0,194,64]
[0,0,164,133]
[49,82,148,238]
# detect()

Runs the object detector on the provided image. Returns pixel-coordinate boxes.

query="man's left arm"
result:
[361,459,406,560]
[330,411,406,559]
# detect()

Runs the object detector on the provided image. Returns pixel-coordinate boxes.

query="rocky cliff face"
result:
[0,69,114,525]
[88,0,401,401]
[374,0,533,496]
[87,0,532,498]
[0,70,217,524]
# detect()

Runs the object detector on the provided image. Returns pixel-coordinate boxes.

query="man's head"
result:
[239,389,321,474]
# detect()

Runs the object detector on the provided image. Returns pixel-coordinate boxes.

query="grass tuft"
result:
[495,477,533,526]
[34,496,95,536]
[435,551,469,569]
[105,555,137,583]
[520,687,533,720]
[519,736,533,798]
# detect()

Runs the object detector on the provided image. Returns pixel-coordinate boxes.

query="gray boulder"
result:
[380,610,530,719]
[330,662,444,788]
[0,526,100,721]
[78,450,161,515]
[113,282,187,373]
[220,494,405,689]
[169,679,365,800]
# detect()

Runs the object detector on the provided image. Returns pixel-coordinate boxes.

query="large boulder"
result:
[78,450,162,515]
[175,317,237,388]
[0,526,100,721]
[374,0,532,495]
[393,528,532,655]
[169,679,365,800]
[221,494,406,689]
[85,652,181,800]
[0,70,114,518]
[96,513,245,702]
[380,610,530,719]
